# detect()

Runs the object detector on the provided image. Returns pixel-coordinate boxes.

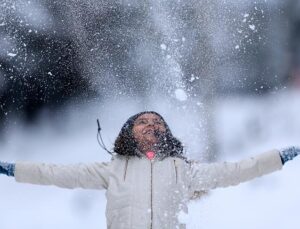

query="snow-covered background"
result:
[1,89,300,229]
[1,0,300,228]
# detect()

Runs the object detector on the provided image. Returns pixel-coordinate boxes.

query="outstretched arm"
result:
[1,161,111,190]
[189,147,300,192]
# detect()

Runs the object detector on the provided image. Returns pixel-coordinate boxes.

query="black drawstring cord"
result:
[97,119,113,155]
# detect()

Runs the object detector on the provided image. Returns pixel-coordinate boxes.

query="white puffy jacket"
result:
[14,149,283,229]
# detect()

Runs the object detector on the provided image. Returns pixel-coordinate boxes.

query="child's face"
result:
[132,113,166,151]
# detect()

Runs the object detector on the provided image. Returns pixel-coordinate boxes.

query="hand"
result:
[279,146,300,165]
[0,161,15,176]
[0,164,6,174]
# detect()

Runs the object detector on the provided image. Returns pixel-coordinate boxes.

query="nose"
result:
[147,120,155,126]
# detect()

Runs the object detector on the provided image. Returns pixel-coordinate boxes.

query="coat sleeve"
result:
[189,149,283,192]
[14,161,111,190]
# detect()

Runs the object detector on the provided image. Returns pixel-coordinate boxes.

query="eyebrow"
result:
[135,118,162,121]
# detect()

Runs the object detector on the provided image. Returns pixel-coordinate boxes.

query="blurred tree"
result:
[0,0,92,128]
[286,0,300,86]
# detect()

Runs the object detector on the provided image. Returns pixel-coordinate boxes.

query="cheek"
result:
[132,127,142,140]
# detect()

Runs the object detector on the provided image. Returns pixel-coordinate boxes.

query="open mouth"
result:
[143,129,163,139]
[143,129,155,135]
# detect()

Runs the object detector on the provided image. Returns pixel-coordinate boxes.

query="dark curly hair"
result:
[113,111,185,159]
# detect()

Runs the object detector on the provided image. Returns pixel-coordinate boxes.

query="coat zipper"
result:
[150,161,153,229]
[123,158,129,181]
[173,159,178,184]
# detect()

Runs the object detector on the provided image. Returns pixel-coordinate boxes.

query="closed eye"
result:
[135,119,148,125]
[135,118,164,126]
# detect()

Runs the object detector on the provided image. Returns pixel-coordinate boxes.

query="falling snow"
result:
[7,53,17,57]
[249,24,256,30]
[0,0,299,228]
[174,88,188,101]
[160,44,167,50]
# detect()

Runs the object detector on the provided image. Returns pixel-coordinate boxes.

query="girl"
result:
[0,111,299,229]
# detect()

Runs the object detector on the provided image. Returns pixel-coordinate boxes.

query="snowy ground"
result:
[0,89,300,229]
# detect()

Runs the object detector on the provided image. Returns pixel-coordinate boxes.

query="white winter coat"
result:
[14,149,283,229]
